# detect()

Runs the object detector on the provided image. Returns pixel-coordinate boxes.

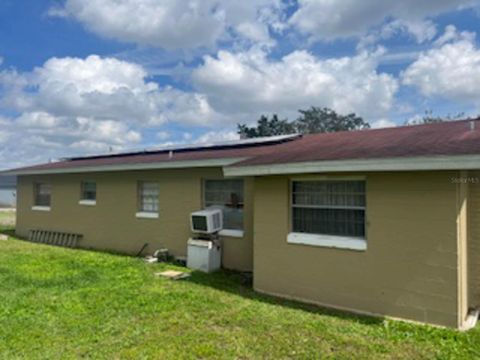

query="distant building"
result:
[0,175,16,208]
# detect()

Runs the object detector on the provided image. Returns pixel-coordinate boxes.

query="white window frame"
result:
[218,229,244,238]
[32,205,51,212]
[203,178,245,238]
[79,200,96,206]
[288,178,367,251]
[136,181,159,219]
[136,211,159,219]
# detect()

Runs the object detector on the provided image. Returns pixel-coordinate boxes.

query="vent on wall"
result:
[28,230,82,248]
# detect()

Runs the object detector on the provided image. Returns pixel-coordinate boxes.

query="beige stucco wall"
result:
[468,171,480,308]
[16,168,253,271]
[253,171,461,328]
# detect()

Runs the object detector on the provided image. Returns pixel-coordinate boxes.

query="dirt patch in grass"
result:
[0,210,15,227]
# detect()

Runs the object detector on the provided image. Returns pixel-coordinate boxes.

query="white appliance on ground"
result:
[187,208,223,273]
[187,238,222,273]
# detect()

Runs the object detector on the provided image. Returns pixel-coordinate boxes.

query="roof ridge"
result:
[302,117,480,139]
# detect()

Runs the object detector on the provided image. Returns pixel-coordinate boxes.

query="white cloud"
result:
[195,130,239,144]
[53,0,475,49]
[69,140,118,152]
[289,0,476,43]
[46,5,69,18]
[17,111,61,128]
[183,132,193,141]
[405,114,424,125]
[52,0,284,49]
[76,117,141,144]
[37,55,156,94]
[193,48,398,121]
[401,19,438,43]
[371,119,397,128]
[0,55,223,167]
[402,26,480,104]
[14,112,141,148]
[153,88,221,126]
[2,55,220,127]
[236,22,272,44]
[156,131,171,141]
[0,112,144,168]
[0,130,10,144]
[433,24,475,46]
[151,130,240,151]
[0,67,30,109]
[356,19,438,52]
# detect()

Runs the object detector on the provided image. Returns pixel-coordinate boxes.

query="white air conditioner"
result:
[190,209,223,234]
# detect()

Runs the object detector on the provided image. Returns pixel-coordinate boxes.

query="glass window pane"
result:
[204,179,244,230]
[293,181,365,208]
[292,208,365,237]
[138,182,159,213]
[292,181,365,238]
[81,181,96,200]
[35,183,51,206]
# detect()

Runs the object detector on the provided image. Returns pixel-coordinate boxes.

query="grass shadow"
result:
[185,268,384,327]
[0,230,382,327]
[0,228,15,237]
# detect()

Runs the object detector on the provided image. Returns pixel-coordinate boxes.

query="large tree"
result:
[295,107,369,134]
[237,114,296,138]
[237,107,369,138]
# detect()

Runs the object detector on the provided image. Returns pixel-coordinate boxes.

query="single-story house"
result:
[2,119,480,329]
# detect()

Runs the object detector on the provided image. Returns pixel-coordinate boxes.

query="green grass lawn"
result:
[0,228,479,359]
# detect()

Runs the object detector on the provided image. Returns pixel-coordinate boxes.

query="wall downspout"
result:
[457,170,470,330]
[463,309,480,330]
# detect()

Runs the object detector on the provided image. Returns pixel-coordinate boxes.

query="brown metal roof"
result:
[4,119,480,175]
[5,135,298,173]
[229,119,480,167]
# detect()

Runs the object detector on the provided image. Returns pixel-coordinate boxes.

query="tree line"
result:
[237,107,469,138]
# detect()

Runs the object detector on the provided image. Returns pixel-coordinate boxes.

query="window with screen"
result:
[204,179,244,230]
[138,182,159,213]
[292,180,366,238]
[34,183,51,207]
[81,181,96,201]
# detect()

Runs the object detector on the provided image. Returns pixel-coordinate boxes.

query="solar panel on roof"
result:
[64,134,301,161]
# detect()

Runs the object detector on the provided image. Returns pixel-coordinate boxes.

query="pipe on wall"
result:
[462,308,480,331]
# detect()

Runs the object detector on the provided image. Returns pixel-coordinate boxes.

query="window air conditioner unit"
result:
[190,209,223,234]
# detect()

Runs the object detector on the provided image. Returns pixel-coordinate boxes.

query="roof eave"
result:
[223,154,480,177]
[3,157,248,176]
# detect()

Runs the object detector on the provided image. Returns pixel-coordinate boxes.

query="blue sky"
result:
[0,0,480,168]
